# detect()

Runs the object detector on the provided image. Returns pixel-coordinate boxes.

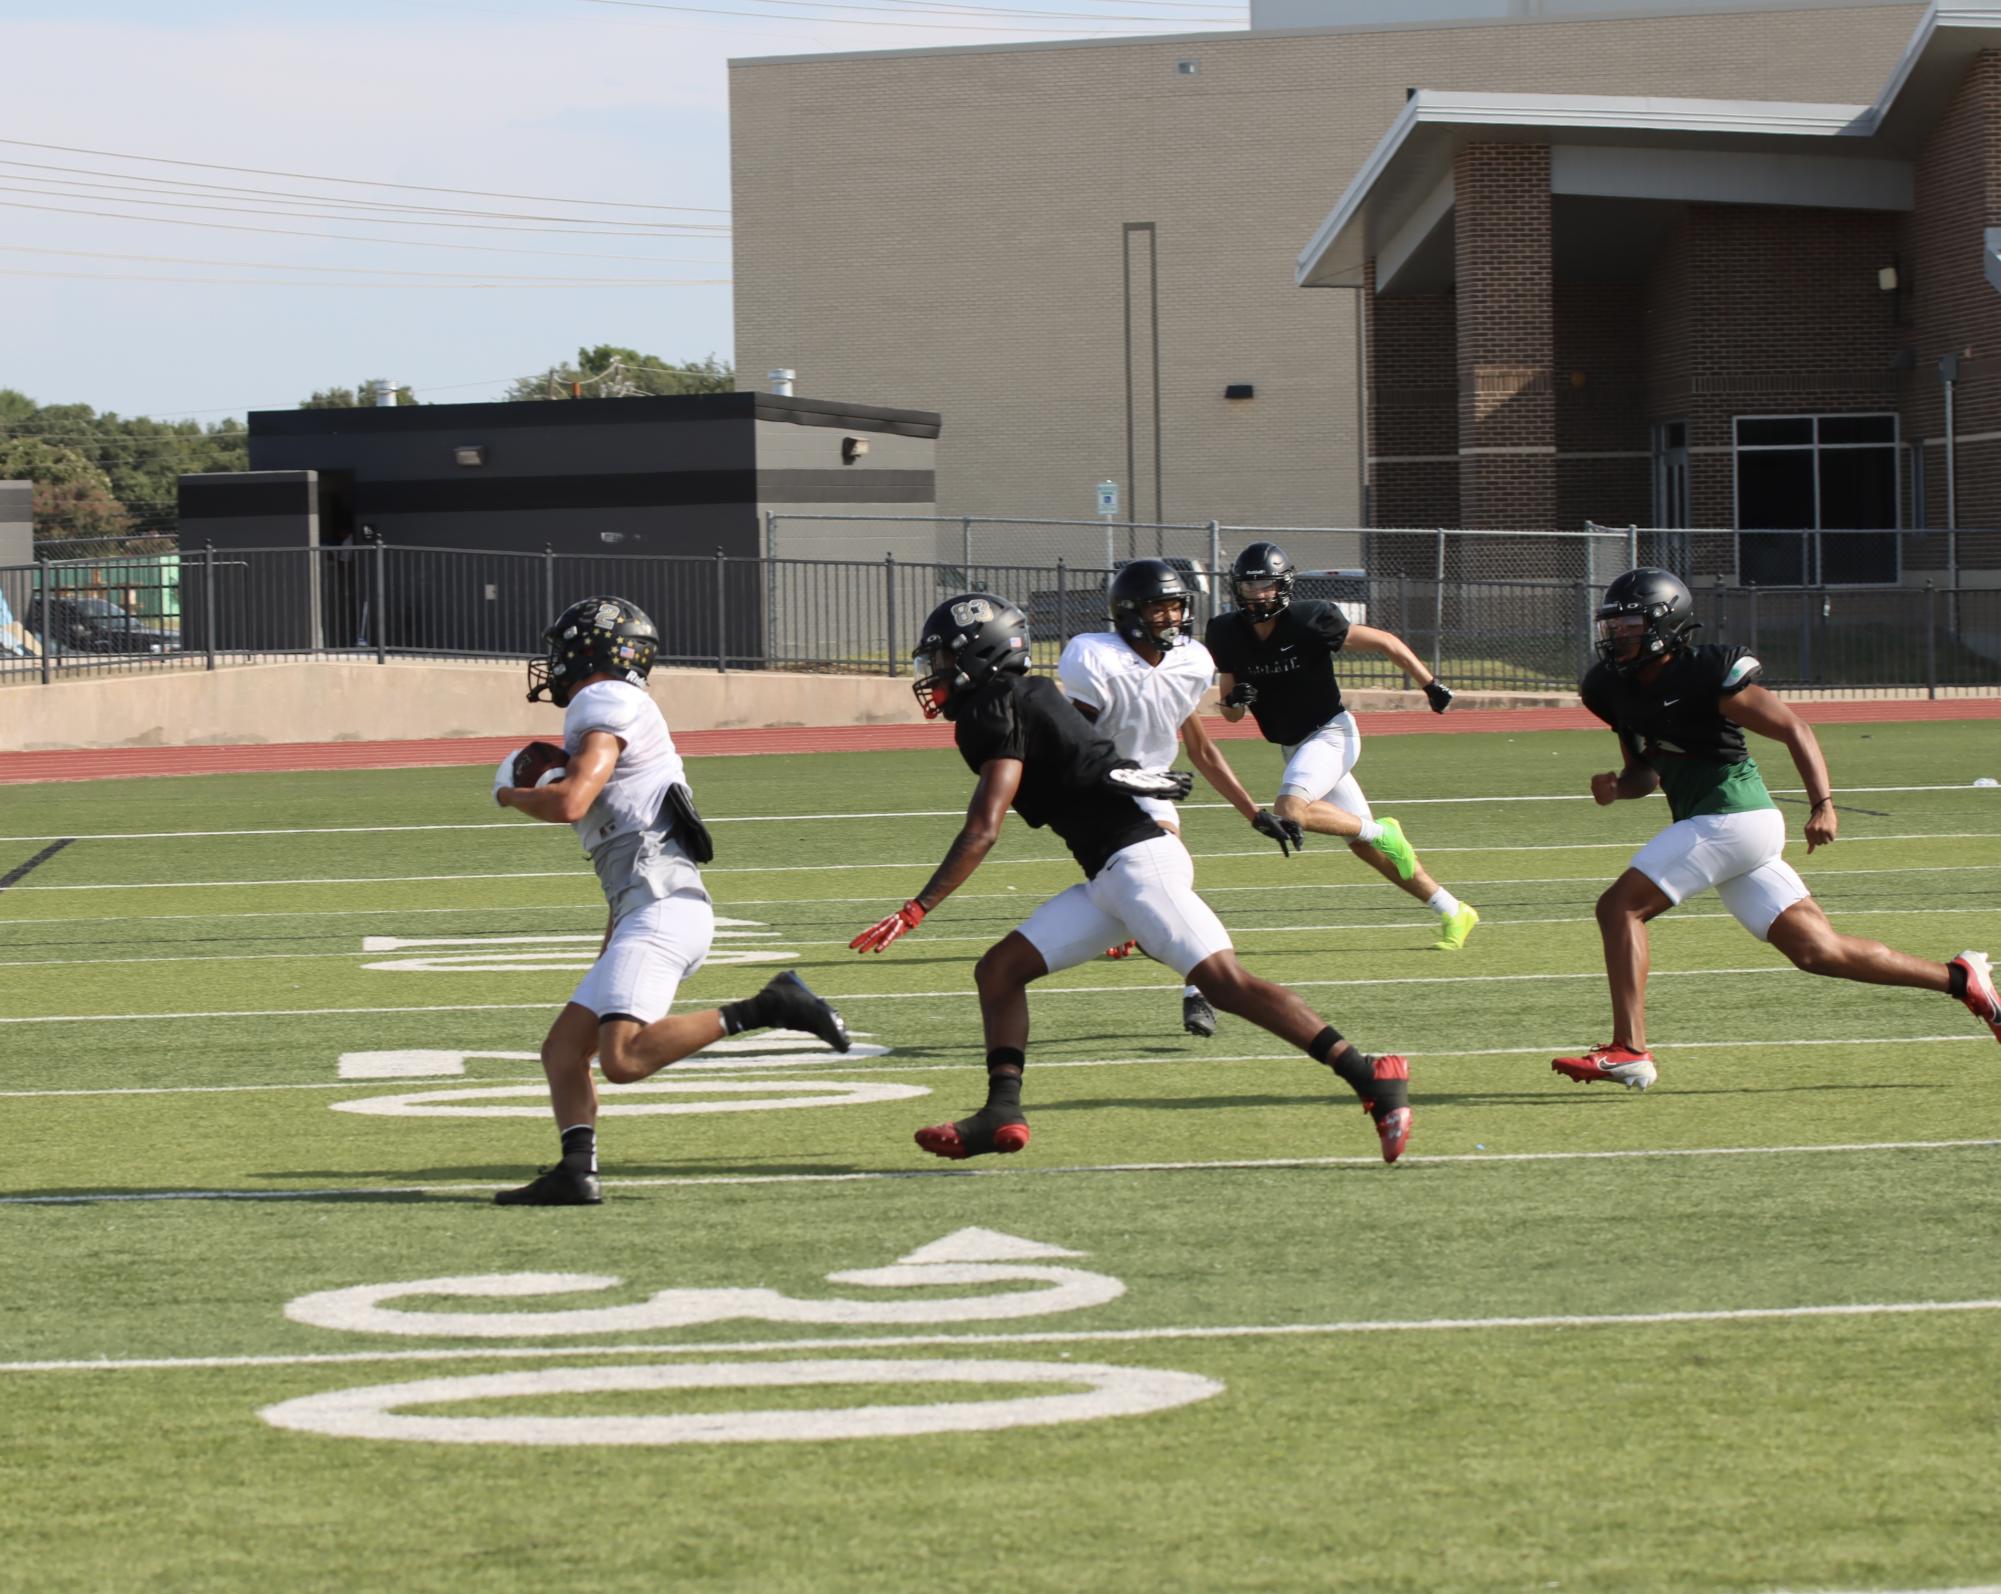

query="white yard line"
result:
[2,1137,1994,1207]
[0,784,1984,845]
[1,1034,1988,1101]
[0,962,1884,1025]
[2,862,1993,932]
[4,1291,1998,1375]
[6,832,1995,893]
[3,900,2000,976]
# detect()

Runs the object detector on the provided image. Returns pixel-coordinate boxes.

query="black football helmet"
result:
[527,595,659,707]
[1595,567,1698,676]
[913,592,1030,721]
[1230,541,1295,620]
[1108,559,1192,651]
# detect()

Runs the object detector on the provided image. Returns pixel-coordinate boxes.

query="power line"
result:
[0,137,730,215]
[0,198,732,265]
[573,0,1234,32]
[0,173,732,232]
[0,268,728,288]
[0,189,724,241]
[578,0,1243,22]
[0,245,720,285]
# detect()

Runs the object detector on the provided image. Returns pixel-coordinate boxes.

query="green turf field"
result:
[1,720,1997,1593]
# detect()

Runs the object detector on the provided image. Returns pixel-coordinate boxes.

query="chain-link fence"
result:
[4,532,1996,696]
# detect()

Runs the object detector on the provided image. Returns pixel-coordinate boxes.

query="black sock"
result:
[1325,1047,1407,1120]
[559,1124,597,1171]
[975,1053,1025,1124]
[720,991,772,1035]
[1307,1026,1343,1065]
[1948,962,1969,1002]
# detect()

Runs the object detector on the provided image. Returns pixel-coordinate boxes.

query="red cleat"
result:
[1950,951,2001,1044]
[914,1118,1030,1160]
[1353,1054,1411,1163]
[1552,1043,1658,1091]
[1374,1106,1412,1164]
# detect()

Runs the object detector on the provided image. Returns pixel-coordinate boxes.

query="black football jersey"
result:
[953,672,1163,878]
[1579,644,1777,822]
[1203,599,1353,746]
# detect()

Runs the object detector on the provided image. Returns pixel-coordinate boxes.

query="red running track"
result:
[5,697,1997,785]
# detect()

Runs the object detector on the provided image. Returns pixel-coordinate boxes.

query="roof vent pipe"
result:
[768,368,796,397]
[373,381,398,408]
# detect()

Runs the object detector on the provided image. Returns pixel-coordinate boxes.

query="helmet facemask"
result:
[912,647,964,720]
[1234,574,1292,621]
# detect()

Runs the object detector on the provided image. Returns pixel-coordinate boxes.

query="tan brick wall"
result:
[730,5,1923,530]
[1900,49,2001,566]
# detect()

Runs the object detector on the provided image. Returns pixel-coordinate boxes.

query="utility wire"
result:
[0,268,727,288]
[0,137,729,215]
[0,199,731,265]
[0,177,728,232]
[0,245,718,285]
[0,171,732,230]
[0,187,725,239]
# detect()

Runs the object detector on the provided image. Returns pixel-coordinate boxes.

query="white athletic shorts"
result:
[1277,711,1371,820]
[1017,832,1233,979]
[569,888,716,1025]
[1628,807,1809,942]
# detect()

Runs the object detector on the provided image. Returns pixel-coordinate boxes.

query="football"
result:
[493,740,569,803]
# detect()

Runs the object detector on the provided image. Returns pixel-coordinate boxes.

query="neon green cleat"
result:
[1433,903,1480,951]
[1371,816,1417,881]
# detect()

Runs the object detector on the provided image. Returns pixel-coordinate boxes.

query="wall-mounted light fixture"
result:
[841,435,870,463]
[453,445,487,467]
[1878,265,1899,292]
[1223,384,1255,401]
[1175,58,1199,75]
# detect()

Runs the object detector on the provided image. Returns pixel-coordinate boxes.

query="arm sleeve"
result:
[562,689,640,746]
[1307,600,1350,652]
[1578,669,1616,729]
[1056,640,1105,710]
[1714,646,1765,697]
[1202,615,1237,673]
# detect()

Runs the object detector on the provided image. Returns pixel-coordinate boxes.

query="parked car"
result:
[1025,557,1216,642]
[26,596,181,654]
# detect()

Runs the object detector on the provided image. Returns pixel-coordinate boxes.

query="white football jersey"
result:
[562,679,689,857]
[1057,630,1215,772]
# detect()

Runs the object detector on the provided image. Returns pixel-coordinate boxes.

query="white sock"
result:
[1356,819,1384,844]
[1426,888,1460,918]
[1183,985,1201,1000]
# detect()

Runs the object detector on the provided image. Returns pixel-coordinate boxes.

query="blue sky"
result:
[3,0,1242,423]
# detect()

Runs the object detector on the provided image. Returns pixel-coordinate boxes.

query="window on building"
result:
[1734,414,1899,585]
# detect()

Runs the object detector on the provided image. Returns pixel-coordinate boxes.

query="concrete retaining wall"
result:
[6,661,930,751]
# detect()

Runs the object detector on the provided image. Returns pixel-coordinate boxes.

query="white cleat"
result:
[1950,950,2001,1044]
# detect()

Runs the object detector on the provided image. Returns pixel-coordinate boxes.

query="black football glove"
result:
[1105,762,1196,802]
[1221,681,1258,709]
[1423,679,1454,715]
[1251,808,1304,856]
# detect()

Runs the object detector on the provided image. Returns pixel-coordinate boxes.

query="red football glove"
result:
[851,899,926,954]
[1104,940,1141,959]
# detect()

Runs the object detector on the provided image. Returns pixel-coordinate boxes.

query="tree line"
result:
[2,346,734,547]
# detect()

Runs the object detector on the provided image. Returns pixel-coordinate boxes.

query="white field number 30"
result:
[260,1229,1222,1447]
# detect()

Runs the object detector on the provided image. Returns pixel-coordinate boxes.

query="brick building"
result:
[729,1,1928,530]
[1300,4,2001,585]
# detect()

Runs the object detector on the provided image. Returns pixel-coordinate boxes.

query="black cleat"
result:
[494,1162,602,1206]
[1182,992,1218,1038]
[758,970,852,1052]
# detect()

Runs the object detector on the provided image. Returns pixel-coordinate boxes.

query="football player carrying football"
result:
[1556,567,2001,1091]
[491,595,850,1205]
[1058,559,1304,1040]
[1206,541,1481,952]
[850,592,1414,1164]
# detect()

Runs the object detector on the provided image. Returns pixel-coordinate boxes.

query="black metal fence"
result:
[4,542,1998,697]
